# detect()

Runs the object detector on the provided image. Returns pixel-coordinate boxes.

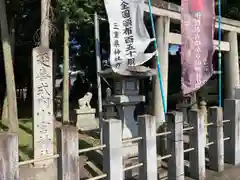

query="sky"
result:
[169,44,180,55]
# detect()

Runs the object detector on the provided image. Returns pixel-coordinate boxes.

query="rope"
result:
[147,0,167,117]
[218,0,222,107]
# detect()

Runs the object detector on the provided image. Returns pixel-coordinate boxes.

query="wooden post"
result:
[208,107,224,172]
[57,125,79,180]
[167,112,184,180]
[189,110,206,180]
[103,119,123,180]
[138,115,157,180]
[0,133,19,180]
[224,99,240,165]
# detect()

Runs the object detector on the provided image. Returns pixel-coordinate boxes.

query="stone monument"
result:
[75,92,98,131]
[32,47,54,167]
[101,66,155,159]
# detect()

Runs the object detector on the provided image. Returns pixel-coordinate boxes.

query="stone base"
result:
[75,108,98,131]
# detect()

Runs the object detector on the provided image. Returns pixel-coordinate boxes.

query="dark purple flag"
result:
[181,0,215,94]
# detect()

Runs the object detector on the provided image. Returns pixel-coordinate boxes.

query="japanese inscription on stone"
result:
[32,47,54,166]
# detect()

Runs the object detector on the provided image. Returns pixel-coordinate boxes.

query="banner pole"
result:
[147,0,167,117]
[218,0,222,107]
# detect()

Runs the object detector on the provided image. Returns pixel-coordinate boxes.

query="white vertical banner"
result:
[104,0,156,73]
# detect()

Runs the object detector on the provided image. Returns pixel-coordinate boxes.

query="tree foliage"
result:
[56,0,105,25]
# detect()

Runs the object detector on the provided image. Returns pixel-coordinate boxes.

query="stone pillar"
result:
[103,119,123,180]
[224,99,240,165]
[189,110,206,180]
[167,112,184,180]
[208,107,224,172]
[57,126,79,180]
[0,133,19,180]
[138,115,157,180]
[199,100,207,144]
[152,16,170,127]
[224,31,240,98]
[32,47,54,167]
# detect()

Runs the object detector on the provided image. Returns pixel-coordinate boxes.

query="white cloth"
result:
[104,0,156,73]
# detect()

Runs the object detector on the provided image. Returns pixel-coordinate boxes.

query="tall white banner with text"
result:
[104,0,155,73]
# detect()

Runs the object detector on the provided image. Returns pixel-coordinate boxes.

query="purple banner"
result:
[181,0,215,94]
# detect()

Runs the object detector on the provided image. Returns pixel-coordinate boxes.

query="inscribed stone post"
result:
[32,47,54,167]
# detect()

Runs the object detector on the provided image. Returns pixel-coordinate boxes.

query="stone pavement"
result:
[205,164,240,180]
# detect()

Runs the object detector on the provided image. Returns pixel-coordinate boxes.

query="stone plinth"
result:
[75,108,98,131]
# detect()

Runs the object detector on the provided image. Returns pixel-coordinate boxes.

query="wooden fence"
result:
[1,99,240,180]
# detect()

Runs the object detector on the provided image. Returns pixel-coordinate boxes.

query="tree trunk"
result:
[41,0,50,47]
[2,17,15,122]
[0,0,18,133]
[62,16,69,123]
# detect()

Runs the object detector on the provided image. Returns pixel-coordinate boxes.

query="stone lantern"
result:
[100,66,156,158]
